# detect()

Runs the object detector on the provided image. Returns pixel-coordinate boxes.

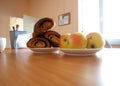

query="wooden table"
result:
[0,48,120,86]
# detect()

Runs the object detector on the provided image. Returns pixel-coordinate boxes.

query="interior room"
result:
[0,0,120,49]
[0,0,78,48]
[0,0,120,86]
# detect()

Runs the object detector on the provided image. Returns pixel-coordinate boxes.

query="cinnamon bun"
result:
[34,17,54,33]
[27,37,51,48]
[43,30,61,47]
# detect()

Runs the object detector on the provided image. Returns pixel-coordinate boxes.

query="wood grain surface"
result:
[0,48,120,86]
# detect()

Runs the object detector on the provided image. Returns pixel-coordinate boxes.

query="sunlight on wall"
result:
[78,0,100,35]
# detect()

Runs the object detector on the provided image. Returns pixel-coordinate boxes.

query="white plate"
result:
[60,48,102,56]
[29,48,59,53]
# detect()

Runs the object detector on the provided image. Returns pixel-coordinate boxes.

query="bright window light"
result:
[78,0,120,44]
[103,0,120,39]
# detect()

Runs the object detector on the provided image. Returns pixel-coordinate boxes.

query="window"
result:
[78,0,120,45]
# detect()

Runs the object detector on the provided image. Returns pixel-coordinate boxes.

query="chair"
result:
[104,40,112,48]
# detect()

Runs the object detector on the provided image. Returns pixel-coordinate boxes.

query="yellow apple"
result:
[68,32,87,49]
[60,32,87,49]
[86,32,105,48]
[60,33,70,48]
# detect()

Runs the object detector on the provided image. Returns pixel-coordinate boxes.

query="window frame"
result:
[99,0,120,45]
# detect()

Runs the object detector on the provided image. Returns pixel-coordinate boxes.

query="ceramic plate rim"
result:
[29,47,59,53]
[60,48,102,56]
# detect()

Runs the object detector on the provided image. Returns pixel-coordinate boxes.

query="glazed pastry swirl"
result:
[33,17,54,37]
[43,30,61,47]
[27,38,51,48]
[27,17,61,48]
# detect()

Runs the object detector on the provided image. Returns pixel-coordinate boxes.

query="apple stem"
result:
[87,37,92,40]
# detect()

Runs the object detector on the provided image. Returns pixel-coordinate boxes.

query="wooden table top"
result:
[0,48,120,86]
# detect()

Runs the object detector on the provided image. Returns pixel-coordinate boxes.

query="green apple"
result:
[87,32,105,48]
[60,32,87,49]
